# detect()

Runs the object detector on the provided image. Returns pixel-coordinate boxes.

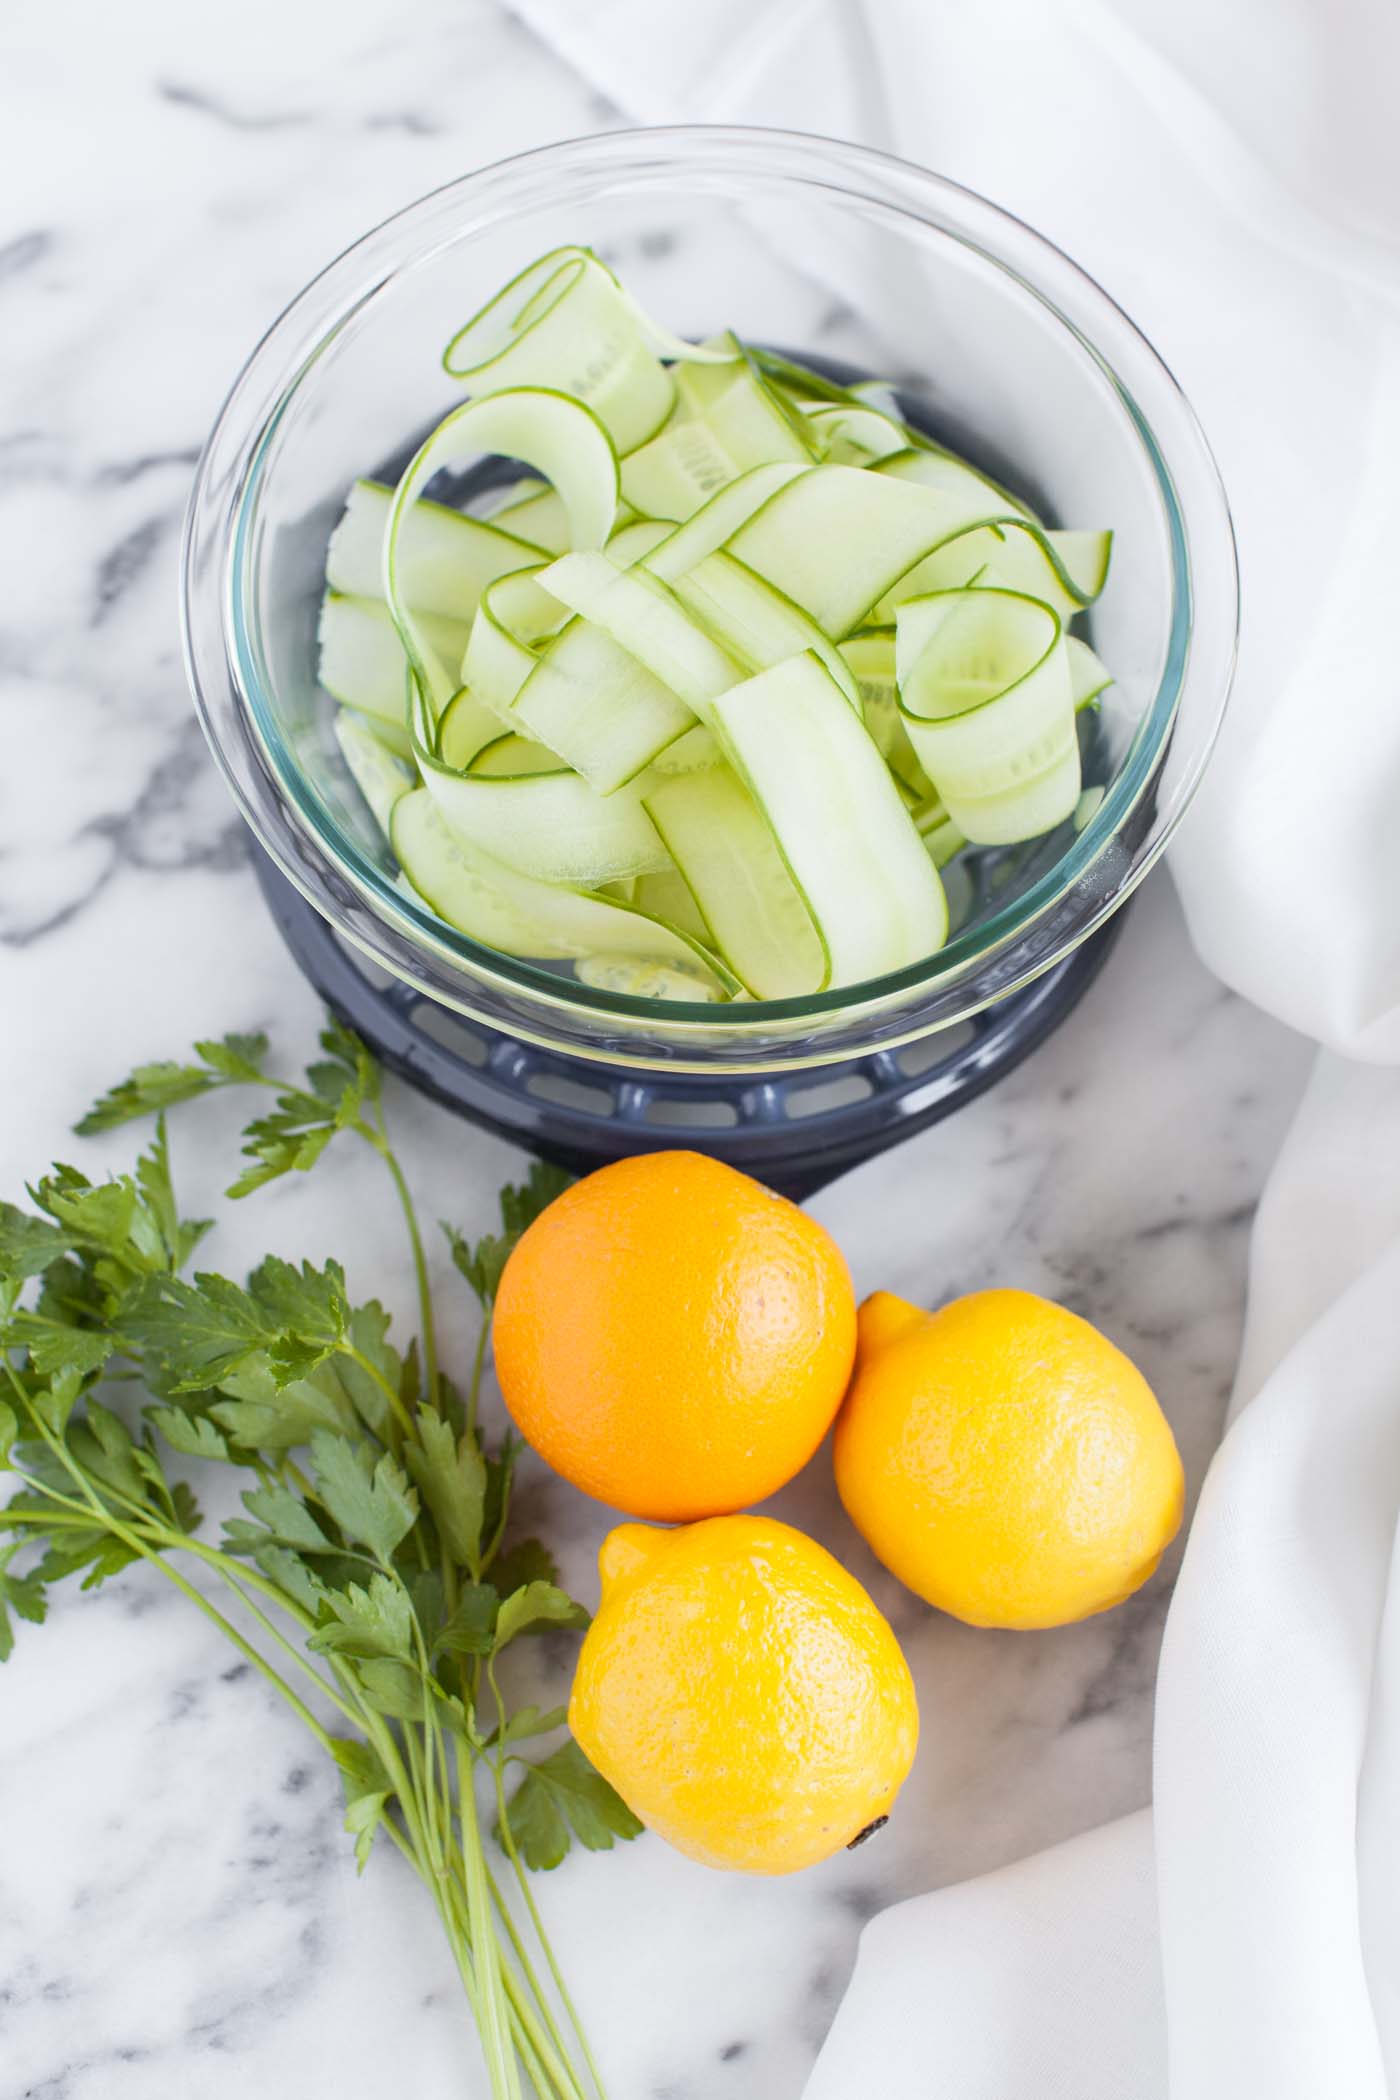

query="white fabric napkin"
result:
[512,1,1400,2089]
[810,1054,1400,2099]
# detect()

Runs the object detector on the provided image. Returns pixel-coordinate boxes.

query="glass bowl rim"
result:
[185,120,1238,1033]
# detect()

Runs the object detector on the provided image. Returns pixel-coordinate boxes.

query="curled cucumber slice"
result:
[621,335,813,521]
[386,388,619,719]
[335,711,415,838]
[542,551,741,717]
[710,653,948,987]
[318,593,470,731]
[315,249,1117,1000]
[724,465,1005,637]
[486,483,574,555]
[632,866,712,943]
[460,568,568,727]
[417,744,668,886]
[466,732,563,778]
[644,766,825,999]
[442,246,675,454]
[668,550,861,712]
[437,686,514,771]
[575,955,726,1003]
[509,552,742,792]
[511,612,700,795]
[895,588,1080,844]
[877,519,1112,623]
[840,629,935,798]
[643,724,722,777]
[327,479,544,622]
[875,445,1039,524]
[1068,634,1114,707]
[392,790,737,992]
[798,399,908,465]
[641,461,812,584]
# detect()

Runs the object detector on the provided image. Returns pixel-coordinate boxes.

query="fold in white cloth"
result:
[512,2,1400,2090]
[811,1056,1400,2099]
[1155,1060,1400,2098]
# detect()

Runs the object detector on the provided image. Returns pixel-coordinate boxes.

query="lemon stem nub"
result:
[847,1815,890,1850]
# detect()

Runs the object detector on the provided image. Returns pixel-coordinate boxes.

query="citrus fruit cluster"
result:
[493,1152,1183,1875]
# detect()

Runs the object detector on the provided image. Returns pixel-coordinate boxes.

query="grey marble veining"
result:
[0,5,1314,2097]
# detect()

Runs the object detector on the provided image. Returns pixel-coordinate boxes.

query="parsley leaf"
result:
[499,1162,574,1241]
[343,1786,392,1872]
[405,1409,486,1574]
[480,1704,568,1752]
[499,1740,643,1871]
[309,1430,417,1564]
[232,1481,334,1555]
[77,1059,237,1136]
[135,1119,212,1270]
[434,1584,500,1658]
[193,1033,272,1083]
[247,1257,348,1383]
[126,1260,350,1394]
[75,1034,271,1133]
[147,1405,232,1463]
[210,1356,352,1452]
[123,1272,273,1390]
[480,1537,557,1596]
[335,1301,402,1440]
[492,1581,588,1651]
[10,1320,115,1379]
[443,1160,572,1310]
[330,1738,396,1872]
[0,1203,73,1280]
[227,1025,378,1200]
[309,1575,416,1662]
[0,1544,47,1662]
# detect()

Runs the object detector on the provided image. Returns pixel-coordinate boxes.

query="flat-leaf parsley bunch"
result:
[0,1021,639,2100]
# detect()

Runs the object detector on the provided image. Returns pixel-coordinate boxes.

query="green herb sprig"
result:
[1,1021,639,2100]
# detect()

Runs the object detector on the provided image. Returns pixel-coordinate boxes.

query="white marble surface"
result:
[0,4,1316,2096]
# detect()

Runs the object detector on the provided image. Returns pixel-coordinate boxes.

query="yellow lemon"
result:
[834,1288,1184,1629]
[569,1515,918,1874]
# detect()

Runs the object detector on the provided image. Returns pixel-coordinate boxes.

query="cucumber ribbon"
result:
[309,254,1117,1001]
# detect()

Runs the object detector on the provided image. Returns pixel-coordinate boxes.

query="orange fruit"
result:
[569,1515,918,1873]
[493,1151,856,1520]
[834,1288,1184,1629]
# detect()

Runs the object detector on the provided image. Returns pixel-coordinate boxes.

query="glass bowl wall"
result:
[183,125,1236,1073]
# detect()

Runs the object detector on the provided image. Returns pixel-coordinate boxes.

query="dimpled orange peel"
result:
[492,1151,856,1521]
[568,1515,919,1874]
[835,1287,1185,1629]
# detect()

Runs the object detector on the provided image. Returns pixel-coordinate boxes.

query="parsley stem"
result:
[154,1570,338,1749]
[277,1453,322,1508]
[363,1110,440,1415]
[488,1659,609,2100]
[338,1341,416,1442]
[465,1316,491,1441]
[176,1550,365,1730]
[375,1804,579,2100]
[456,1736,525,2100]
[467,1866,590,2100]
[15,1454,337,1752]
[14,1492,353,1728]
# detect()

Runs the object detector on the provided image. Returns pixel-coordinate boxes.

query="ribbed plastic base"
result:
[252,848,1124,1200]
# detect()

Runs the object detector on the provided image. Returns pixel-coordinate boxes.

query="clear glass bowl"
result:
[183,125,1236,1075]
